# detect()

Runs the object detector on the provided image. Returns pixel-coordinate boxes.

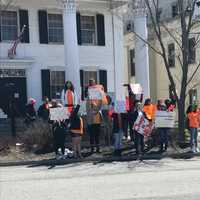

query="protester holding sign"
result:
[86,79,103,153]
[49,100,66,160]
[61,81,78,113]
[133,102,152,156]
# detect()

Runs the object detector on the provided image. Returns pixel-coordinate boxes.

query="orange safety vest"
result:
[65,90,74,113]
[143,104,157,120]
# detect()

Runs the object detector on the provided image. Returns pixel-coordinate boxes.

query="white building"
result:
[0,0,127,115]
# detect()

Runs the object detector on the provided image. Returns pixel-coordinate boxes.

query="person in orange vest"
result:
[68,105,84,159]
[143,98,156,121]
[187,105,200,153]
[61,81,78,114]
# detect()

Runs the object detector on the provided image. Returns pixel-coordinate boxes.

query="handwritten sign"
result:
[130,83,143,94]
[155,111,176,128]
[114,101,127,113]
[49,107,70,121]
[88,88,103,100]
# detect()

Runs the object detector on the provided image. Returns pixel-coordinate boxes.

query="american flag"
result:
[8,25,26,59]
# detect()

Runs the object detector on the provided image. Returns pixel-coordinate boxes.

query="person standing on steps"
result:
[61,81,78,114]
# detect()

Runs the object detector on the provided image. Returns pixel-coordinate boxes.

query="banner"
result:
[133,113,153,137]
[49,107,70,121]
[155,111,176,128]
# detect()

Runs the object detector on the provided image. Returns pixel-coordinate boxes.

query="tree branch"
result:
[187,62,200,86]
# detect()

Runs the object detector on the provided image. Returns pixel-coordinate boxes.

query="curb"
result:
[1,152,200,167]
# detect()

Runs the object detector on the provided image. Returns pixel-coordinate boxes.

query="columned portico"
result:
[133,2,150,99]
[62,0,81,100]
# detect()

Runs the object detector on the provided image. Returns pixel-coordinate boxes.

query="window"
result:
[172,4,179,18]
[168,43,175,67]
[188,38,196,64]
[0,11,18,41]
[130,49,135,76]
[48,14,63,43]
[80,15,96,45]
[189,89,197,105]
[50,71,65,99]
[156,8,162,22]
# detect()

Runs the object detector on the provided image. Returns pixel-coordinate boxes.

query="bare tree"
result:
[0,0,14,12]
[130,0,200,141]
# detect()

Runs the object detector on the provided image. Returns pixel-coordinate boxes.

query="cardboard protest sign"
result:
[88,87,103,100]
[130,83,143,94]
[79,101,87,115]
[50,107,70,121]
[155,111,176,128]
[133,113,153,137]
[114,101,127,113]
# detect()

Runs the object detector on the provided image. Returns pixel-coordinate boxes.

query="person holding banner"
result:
[133,102,152,157]
[61,81,78,113]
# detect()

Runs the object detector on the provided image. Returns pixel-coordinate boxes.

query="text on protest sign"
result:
[155,111,176,128]
[130,83,143,94]
[88,88,103,100]
[50,107,70,121]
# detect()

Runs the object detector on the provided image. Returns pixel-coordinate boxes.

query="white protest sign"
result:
[50,107,70,121]
[114,101,127,113]
[155,111,176,128]
[88,87,103,100]
[193,1,200,21]
[130,83,143,94]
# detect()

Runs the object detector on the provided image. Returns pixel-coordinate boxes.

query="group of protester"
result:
[24,80,200,159]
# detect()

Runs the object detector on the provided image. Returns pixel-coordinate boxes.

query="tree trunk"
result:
[177,99,186,142]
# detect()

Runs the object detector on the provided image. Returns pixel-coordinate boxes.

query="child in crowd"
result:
[68,105,84,158]
[187,105,200,153]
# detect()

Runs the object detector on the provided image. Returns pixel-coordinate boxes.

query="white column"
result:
[62,0,81,100]
[112,14,125,101]
[134,10,150,99]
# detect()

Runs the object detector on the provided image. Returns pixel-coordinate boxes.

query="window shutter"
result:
[19,10,30,43]
[80,70,84,100]
[38,10,48,44]
[41,70,51,100]
[96,14,105,46]
[99,70,107,92]
[76,12,82,45]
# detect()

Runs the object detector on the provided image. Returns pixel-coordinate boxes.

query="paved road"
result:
[1,158,200,200]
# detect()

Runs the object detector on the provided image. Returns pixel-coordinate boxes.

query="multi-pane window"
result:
[188,38,196,64]
[130,49,135,76]
[189,89,197,105]
[50,71,65,99]
[172,4,179,18]
[81,15,96,45]
[168,43,175,67]
[48,14,63,43]
[0,11,18,41]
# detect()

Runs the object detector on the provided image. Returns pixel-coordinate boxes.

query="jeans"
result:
[135,131,144,155]
[190,128,198,148]
[114,129,124,150]
[159,128,168,150]
[88,124,101,151]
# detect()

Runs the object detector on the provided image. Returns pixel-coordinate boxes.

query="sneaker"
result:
[196,148,200,153]
[192,146,196,153]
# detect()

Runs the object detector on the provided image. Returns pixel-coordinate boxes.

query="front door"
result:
[0,77,27,117]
